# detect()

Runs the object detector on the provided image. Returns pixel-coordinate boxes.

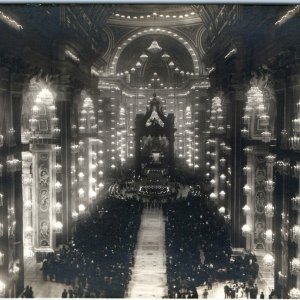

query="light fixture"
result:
[140,53,148,62]
[55,202,62,214]
[263,254,275,269]
[262,130,272,143]
[291,258,300,275]
[162,52,170,61]
[266,154,276,166]
[209,192,217,201]
[218,206,226,215]
[78,203,86,214]
[147,40,162,53]
[264,179,275,192]
[72,211,79,221]
[241,224,251,237]
[291,225,300,242]
[242,204,251,215]
[169,61,175,68]
[264,203,274,218]
[54,221,63,234]
[292,195,300,211]
[55,181,62,193]
[243,184,251,195]
[264,229,274,244]
[289,288,300,299]
[219,190,226,200]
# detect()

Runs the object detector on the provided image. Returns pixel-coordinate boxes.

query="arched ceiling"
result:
[108,4,201,26]
[116,35,194,85]
[107,27,202,76]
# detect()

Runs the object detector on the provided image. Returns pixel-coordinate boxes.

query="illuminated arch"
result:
[107,27,203,76]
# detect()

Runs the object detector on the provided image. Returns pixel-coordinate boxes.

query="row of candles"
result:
[206,96,230,220]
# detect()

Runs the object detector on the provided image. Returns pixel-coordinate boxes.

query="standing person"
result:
[224,284,229,299]
[260,291,265,299]
[203,289,208,299]
[40,259,48,281]
[23,286,30,298]
[62,289,67,298]
[28,287,34,298]
[68,289,74,298]
[245,285,250,299]
[254,285,258,299]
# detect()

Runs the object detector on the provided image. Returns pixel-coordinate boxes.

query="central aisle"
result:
[127,208,167,298]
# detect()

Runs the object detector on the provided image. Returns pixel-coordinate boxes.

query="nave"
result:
[127,208,167,298]
[0,3,299,299]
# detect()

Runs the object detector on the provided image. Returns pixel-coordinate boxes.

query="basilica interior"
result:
[0,3,300,299]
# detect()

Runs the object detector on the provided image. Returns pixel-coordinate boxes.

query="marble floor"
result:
[24,257,71,298]
[127,208,168,298]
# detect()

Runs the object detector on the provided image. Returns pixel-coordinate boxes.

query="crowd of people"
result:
[165,192,259,298]
[40,197,143,297]
[139,185,170,196]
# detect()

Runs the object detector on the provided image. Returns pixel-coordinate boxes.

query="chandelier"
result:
[264,229,274,244]
[263,254,275,269]
[265,154,276,166]
[276,160,290,175]
[292,162,300,177]
[291,225,300,242]
[140,53,148,62]
[264,203,274,218]
[290,288,300,299]
[264,179,275,192]
[241,224,251,237]
[289,100,300,151]
[292,195,300,211]
[242,204,251,215]
[162,52,170,61]
[290,258,300,275]
[147,40,162,53]
[243,184,251,195]
[54,221,63,234]
[243,165,251,175]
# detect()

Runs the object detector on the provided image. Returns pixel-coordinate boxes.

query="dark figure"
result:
[250,287,256,299]
[260,291,265,299]
[23,286,30,298]
[254,285,258,299]
[230,288,236,299]
[269,289,275,299]
[245,286,250,299]
[40,260,48,281]
[68,289,74,298]
[62,289,67,298]
[224,284,229,299]
[203,289,208,299]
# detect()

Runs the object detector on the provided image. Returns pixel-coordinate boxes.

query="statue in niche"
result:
[40,221,50,247]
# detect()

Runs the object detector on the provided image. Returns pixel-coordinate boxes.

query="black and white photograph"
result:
[0,2,298,299]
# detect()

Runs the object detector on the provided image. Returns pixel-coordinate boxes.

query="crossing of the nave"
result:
[0,3,299,299]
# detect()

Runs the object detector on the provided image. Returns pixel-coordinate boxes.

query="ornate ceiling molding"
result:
[105,27,203,76]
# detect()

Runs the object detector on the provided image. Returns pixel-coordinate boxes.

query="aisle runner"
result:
[127,208,167,298]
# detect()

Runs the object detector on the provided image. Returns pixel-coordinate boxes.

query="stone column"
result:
[56,81,73,245]
[228,86,248,248]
